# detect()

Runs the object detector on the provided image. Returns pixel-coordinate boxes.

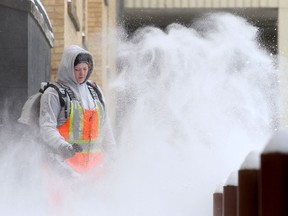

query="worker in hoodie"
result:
[39,45,116,176]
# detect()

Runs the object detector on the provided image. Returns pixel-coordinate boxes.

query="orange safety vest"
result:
[57,97,105,174]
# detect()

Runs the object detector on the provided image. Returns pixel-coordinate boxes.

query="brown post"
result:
[223,185,237,216]
[213,192,223,216]
[260,152,288,216]
[238,169,259,216]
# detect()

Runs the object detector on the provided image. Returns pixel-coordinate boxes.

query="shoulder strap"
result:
[39,82,73,119]
[87,81,105,109]
[40,82,66,107]
[57,82,76,101]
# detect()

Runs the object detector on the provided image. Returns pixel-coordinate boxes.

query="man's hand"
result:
[72,143,83,153]
[59,143,76,159]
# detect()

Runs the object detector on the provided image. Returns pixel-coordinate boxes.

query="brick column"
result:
[223,185,237,216]
[87,0,103,86]
[260,153,288,216]
[41,0,65,81]
[213,192,223,216]
[238,169,259,216]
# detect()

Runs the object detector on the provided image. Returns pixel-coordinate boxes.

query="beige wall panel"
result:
[159,0,170,8]
[243,0,252,7]
[227,0,236,7]
[259,0,265,7]
[205,0,213,7]
[268,0,279,7]
[251,0,259,7]
[154,0,158,7]
[211,0,220,7]
[125,0,133,7]
[134,0,142,7]
[149,0,156,7]
[279,0,288,7]
[196,0,201,7]
[142,0,150,8]
[125,0,282,8]
[189,0,197,7]
[157,0,161,7]
[268,0,277,7]
[278,7,288,126]
[220,0,228,7]
[165,0,174,8]
[181,0,190,7]
[235,0,244,7]
[260,0,269,7]
[161,0,168,7]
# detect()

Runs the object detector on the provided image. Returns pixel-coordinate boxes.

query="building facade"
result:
[39,0,288,125]
[41,0,118,95]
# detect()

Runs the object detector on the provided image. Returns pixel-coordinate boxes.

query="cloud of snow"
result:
[0,13,278,216]
[110,12,277,216]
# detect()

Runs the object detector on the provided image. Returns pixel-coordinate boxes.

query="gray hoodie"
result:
[39,45,115,156]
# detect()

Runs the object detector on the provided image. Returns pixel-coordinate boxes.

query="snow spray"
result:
[109,12,277,216]
[0,13,278,216]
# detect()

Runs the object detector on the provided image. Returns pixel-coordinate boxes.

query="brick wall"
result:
[64,0,84,47]
[41,0,117,91]
[42,0,65,81]
[41,0,89,81]
[87,0,103,86]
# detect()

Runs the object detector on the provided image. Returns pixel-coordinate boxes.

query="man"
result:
[39,45,115,176]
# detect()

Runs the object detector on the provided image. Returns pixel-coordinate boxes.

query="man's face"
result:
[74,63,89,84]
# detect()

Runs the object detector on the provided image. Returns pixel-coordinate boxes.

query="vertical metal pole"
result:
[223,185,237,216]
[260,153,288,216]
[213,192,223,216]
[238,169,259,216]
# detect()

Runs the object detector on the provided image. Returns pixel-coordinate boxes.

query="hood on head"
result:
[57,45,94,86]
[74,53,92,68]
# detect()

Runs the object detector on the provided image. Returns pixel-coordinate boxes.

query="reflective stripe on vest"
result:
[57,99,105,173]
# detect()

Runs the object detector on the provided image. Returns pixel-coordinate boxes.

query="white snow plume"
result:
[0,128,49,215]
[110,13,277,216]
[0,13,278,216]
